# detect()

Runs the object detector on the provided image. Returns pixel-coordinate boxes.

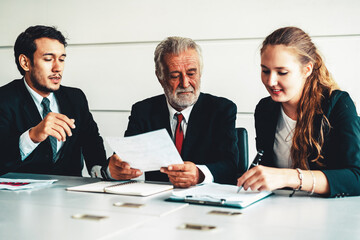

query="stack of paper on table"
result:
[67,180,173,197]
[168,183,272,208]
[0,178,57,191]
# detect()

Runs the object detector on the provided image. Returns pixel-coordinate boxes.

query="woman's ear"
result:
[19,54,30,72]
[304,62,313,78]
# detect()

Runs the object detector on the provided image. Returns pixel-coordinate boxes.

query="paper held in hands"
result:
[105,129,183,172]
[167,183,272,208]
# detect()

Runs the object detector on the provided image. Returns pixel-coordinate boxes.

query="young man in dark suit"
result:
[0,25,119,178]
[110,37,239,187]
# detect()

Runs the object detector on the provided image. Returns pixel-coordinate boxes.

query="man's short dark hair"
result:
[14,25,67,75]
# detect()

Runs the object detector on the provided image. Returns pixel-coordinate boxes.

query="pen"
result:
[237,149,264,193]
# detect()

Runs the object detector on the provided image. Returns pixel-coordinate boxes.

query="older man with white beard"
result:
[109,37,239,187]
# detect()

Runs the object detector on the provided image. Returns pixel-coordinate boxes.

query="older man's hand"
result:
[160,161,204,188]
[108,154,142,180]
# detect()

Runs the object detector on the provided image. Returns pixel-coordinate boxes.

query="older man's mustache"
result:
[176,86,195,93]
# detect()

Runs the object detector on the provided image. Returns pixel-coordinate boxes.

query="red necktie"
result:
[175,113,184,154]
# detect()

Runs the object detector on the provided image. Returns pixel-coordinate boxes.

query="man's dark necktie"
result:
[41,98,58,162]
[175,113,184,154]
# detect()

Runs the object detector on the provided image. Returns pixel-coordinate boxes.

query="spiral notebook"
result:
[66,180,173,196]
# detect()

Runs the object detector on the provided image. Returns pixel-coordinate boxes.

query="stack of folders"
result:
[167,183,272,208]
[66,180,173,197]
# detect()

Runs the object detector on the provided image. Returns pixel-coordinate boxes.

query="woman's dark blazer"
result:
[255,90,360,197]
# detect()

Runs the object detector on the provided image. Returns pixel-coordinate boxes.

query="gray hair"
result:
[154,36,203,82]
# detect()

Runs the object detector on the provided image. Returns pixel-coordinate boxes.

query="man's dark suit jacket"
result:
[255,90,360,197]
[0,79,107,176]
[125,93,239,185]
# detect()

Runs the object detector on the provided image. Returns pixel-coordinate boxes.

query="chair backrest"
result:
[236,127,248,176]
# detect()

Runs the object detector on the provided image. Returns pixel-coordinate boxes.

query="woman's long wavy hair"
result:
[261,27,339,169]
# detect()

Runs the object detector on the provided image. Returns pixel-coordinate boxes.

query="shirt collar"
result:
[166,101,194,124]
[24,78,56,107]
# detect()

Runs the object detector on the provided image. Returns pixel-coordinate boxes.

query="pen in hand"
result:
[237,149,264,193]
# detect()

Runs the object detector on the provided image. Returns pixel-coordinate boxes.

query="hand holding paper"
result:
[109,154,143,180]
[161,161,204,188]
[106,129,183,176]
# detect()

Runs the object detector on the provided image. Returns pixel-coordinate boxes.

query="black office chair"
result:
[236,127,248,177]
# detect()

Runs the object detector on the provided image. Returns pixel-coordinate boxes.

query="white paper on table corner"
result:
[0,178,57,191]
[105,129,183,172]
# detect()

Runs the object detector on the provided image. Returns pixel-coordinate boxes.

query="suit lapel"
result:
[55,87,74,119]
[153,95,172,137]
[181,93,203,158]
[264,101,281,167]
[20,81,42,127]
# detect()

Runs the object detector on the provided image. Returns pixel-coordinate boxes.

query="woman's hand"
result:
[237,165,297,191]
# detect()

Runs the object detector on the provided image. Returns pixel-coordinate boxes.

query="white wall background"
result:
[1,0,359,168]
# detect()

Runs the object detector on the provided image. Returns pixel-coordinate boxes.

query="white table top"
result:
[1,173,359,240]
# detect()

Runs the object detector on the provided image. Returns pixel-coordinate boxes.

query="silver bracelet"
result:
[309,170,316,195]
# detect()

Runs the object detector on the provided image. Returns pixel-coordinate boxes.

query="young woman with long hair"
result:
[237,27,360,197]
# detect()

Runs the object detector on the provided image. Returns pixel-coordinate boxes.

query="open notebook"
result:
[66,180,173,197]
[167,183,272,208]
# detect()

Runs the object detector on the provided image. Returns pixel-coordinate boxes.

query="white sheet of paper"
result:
[105,129,183,172]
[0,178,57,191]
[172,183,272,202]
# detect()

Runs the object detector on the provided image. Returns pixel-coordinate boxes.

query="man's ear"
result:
[304,62,313,78]
[155,70,163,85]
[19,54,31,72]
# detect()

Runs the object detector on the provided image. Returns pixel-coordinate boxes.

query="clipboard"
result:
[166,183,272,208]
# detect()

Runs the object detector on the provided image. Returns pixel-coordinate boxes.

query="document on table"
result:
[105,129,183,172]
[0,178,57,191]
[167,183,273,208]
[67,180,173,197]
